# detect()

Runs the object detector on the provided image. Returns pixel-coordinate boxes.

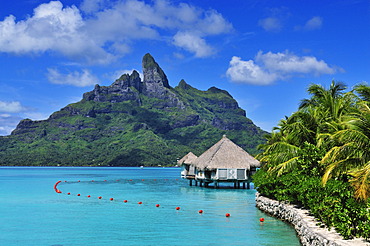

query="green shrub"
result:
[253,169,370,239]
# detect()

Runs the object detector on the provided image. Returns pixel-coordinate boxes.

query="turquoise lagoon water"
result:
[0,167,301,246]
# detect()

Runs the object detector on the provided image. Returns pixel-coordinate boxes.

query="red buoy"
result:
[98,196,102,199]
[110,198,114,201]
[123,200,128,203]
[138,201,142,204]
[225,213,230,217]
[77,194,80,196]
[260,218,265,222]
[87,195,91,198]
[198,210,203,214]
[54,181,61,190]
[56,189,62,193]
[67,192,71,195]
[156,204,160,207]
[176,207,180,210]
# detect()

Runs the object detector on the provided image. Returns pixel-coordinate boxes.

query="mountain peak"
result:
[142,53,170,90]
[142,53,156,69]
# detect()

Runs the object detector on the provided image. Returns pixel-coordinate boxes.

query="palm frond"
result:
[354,83,370,102]
[335,129,370,150]
[270,156,300,176]
[322,159,348,185]
[349,162,370,200]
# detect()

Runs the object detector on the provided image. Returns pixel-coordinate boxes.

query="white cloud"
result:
[198,9,233,35]
[226,51,339,85]
[0,1,111,63]
[256,51,336,75]
[173,31,214,58]
[304,16,322,30]
[226,56,276,85]
[0,101,27,113]
[0,112,22,136]
[47,68,99,87]
[295,16,323,31]
[0,113,24,136]
[0,0,232,63]
[258,17,282,32]
[80,0,108,13]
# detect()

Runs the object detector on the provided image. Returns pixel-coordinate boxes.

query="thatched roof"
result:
[192,135,260,170]
[177,152,198,165]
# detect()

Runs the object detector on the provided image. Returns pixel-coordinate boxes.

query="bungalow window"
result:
[237,169,246,180]
[218,168,227,180]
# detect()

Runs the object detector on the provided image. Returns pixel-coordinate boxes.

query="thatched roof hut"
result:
[179,152,198,179]
[192,135,260,171]
[177,152,198,165]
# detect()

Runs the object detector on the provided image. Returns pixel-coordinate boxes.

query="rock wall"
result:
[255,193,369,246]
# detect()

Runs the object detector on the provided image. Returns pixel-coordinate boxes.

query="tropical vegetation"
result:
[254,81,370,239]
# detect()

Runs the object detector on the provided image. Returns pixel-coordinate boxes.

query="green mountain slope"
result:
[0,54,268,166]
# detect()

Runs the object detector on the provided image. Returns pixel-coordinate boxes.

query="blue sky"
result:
[0,0,369,135]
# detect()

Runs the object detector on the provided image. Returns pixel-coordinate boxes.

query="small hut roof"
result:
[192,135,260,170]
[177,152,198,165]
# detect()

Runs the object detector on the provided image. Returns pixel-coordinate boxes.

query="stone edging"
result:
[255,193,369,246]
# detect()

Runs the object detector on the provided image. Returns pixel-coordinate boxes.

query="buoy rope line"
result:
[53,179,265,219]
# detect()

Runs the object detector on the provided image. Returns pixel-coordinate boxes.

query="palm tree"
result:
[300,81,357,132]
[258,81,370,199]
[321,88,370,200]
[354,83,370,102]
[258,81,370,202]
[257,107,323,176]
[259,81,353,175]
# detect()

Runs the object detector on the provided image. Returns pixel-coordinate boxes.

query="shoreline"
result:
[255,193,369,246]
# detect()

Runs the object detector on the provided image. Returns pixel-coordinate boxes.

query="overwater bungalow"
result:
[178,152,198,179]
[180,135,260,189]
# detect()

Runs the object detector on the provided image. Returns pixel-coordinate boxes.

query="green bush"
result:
[253,169,370,239]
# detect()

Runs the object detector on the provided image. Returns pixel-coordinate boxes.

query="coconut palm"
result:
[258,106,323,176]
[259,81,351,173]
[354,83,370,102]
[321,95,370,200]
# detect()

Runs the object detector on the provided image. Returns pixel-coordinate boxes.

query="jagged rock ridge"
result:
[82,54,184,109]
[1,53,267,166]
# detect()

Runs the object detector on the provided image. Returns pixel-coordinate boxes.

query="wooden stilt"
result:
[189,180,193,186]
[243,182,246,189]
[247,181,250,189]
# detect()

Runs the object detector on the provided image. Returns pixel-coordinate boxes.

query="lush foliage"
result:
[254,81,370,239]
[254,169,370,239]
[0,82,266,167]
